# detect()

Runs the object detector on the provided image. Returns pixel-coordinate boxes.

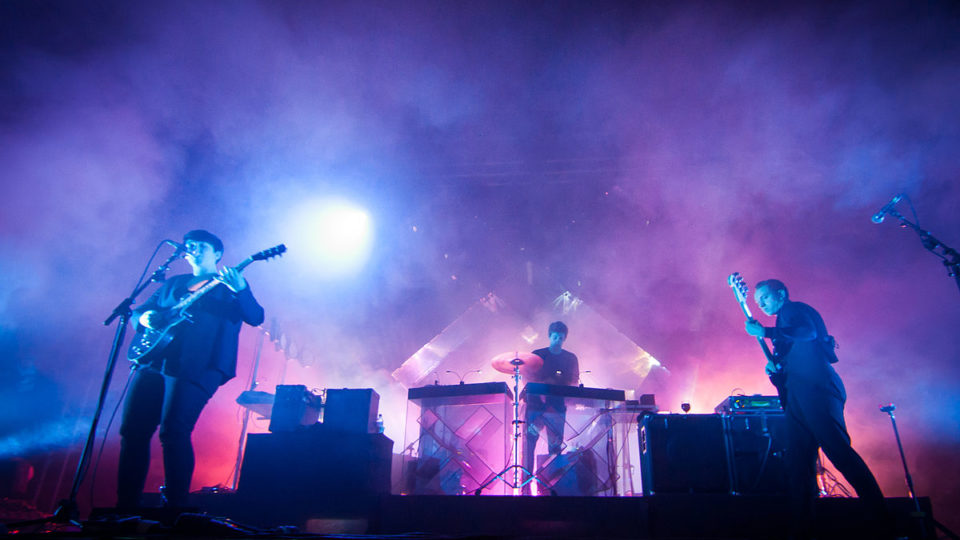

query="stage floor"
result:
[75,493,935,539]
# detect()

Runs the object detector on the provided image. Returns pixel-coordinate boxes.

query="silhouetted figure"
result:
[117,230,263,509]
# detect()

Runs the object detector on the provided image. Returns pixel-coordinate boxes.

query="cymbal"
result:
[490,351,543,375]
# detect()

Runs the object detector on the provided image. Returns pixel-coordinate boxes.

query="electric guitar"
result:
[728,272,787,404]
[127,244,286,366]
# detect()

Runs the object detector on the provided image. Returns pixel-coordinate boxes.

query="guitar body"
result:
[127,312,189,367]
[765,352,788,406]
[125,243,286,368]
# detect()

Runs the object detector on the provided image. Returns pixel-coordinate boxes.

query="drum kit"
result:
[475,351,556,495]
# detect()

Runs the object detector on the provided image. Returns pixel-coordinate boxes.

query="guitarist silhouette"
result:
[739,278,889,539]
[117,230,278,511]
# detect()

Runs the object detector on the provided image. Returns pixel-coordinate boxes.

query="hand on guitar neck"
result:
[764,359,778,377]
[744,319,779,374]
[217,266,247,293]
[136,268,244,331]
[728,272,787,404]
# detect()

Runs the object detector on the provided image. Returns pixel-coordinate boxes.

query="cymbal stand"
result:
[475,358,554,496]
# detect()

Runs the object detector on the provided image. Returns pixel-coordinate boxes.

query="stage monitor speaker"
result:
[269,384,321,432]
[324,388,379,433]
[725,413,789,495]
[639,413,729,495]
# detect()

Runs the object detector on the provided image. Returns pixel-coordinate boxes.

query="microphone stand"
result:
[885,208,960,295]
[880,404,958,540]
[47,250,180,525]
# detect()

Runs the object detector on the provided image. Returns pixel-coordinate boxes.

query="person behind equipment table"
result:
[522,320,579,493]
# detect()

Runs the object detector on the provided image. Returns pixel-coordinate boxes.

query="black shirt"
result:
[529,347,579,386]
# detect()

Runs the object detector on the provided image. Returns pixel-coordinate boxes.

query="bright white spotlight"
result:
[284,198,374,279]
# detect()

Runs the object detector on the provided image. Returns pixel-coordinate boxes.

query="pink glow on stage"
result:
[1,0,958,531]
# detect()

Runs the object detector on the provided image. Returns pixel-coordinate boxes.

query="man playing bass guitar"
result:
[117,229,264,510]
[744,279,888,539]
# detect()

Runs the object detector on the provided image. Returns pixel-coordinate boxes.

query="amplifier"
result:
[639,414,729,495]
[324,388,380,433]
[714,394,782,414]
[268,385,321,432]
[724,412,788,495]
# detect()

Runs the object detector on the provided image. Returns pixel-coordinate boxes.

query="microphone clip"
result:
[871,194,904,224]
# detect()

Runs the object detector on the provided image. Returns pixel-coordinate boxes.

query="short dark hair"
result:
[184,229,223,254]
[756,279,789,299]
[548,321,568,337]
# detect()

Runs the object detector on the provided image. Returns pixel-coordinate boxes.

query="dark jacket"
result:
[137,273,264,393]
[765,300,844,399]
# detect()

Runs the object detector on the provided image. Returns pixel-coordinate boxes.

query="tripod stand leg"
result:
[475,362,557,495]
[474,464,557,496]
[517,464,558,496]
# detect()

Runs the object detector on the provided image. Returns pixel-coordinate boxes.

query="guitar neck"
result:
[755,335,775,363]
[741,301,776,362]
[173,257,254,312]
[729,274,778,365]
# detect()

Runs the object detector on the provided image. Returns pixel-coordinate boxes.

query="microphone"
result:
[871,194,903,224]
[164,239,188,254]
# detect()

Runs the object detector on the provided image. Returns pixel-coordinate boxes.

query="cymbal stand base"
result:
[475,464,556,496]
[474,359,554,496]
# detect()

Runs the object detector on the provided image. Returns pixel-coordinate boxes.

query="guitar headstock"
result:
[728,272,750,304]
[252,244,287,261]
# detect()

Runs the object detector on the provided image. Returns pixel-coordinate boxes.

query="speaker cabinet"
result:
[725,413,788,495]
[639,414,729,495]
[269,384,321,433]
[324,388,379,433]
[238,425,393,506]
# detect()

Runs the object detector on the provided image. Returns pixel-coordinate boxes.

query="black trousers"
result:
[117,367,212,508]
[784,379,886,535]
[521,403,566,494]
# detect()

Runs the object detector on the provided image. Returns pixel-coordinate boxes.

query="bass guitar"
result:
[727,272,787,404]
[127,244,286,366]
